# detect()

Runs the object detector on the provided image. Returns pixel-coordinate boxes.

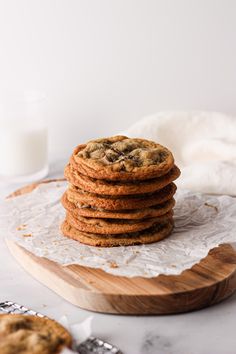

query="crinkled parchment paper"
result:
[0,181,236,278]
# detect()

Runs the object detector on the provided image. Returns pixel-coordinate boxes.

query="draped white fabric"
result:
[124,111,236,196]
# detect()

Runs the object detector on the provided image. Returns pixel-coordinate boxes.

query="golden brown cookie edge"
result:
[61,220,174,247]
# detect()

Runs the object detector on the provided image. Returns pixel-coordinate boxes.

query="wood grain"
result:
[6,179,236,315]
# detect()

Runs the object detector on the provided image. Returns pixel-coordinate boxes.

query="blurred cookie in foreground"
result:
[0,314,72,354]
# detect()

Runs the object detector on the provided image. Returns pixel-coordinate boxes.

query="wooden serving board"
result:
[6,180,236,315]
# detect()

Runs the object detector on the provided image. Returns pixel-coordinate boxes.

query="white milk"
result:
[0,125,48,176]
[0,91,48,181]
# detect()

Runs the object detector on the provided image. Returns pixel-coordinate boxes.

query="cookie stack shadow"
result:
[61,136,180,247]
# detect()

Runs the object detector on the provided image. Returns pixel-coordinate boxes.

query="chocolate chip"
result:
[105,150,120,162]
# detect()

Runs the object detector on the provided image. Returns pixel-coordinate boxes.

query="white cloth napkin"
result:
[123,111,236,196]
[59,315,93,353]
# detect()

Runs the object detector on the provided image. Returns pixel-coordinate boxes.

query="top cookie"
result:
[72,136,174,181]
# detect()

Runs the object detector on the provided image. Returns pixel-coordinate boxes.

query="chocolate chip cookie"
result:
[61,219,174,247]
[65,210,173,234]
[61,191,175,219]
[71,136,174,181]
[65,163,180,195]
[0,314,72,354]
[66,183,177,210]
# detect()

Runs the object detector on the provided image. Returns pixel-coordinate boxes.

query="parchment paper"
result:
[0,181,236,278]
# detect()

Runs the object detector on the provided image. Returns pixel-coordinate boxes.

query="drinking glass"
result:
[0,90,48,182]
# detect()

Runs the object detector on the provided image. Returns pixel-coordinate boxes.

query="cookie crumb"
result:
[22,233,32,238]
[108,261,119,268]
[204,202,218,212]
[16,224,27,231]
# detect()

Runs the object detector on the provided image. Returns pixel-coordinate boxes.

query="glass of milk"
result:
[0,91,48,182]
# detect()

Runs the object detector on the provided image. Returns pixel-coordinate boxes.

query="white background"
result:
[0,0,236,159]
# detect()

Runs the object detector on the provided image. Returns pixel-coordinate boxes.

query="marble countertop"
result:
[1,160,236,354]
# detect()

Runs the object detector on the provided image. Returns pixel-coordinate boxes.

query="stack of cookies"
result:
[61,136,180,247]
